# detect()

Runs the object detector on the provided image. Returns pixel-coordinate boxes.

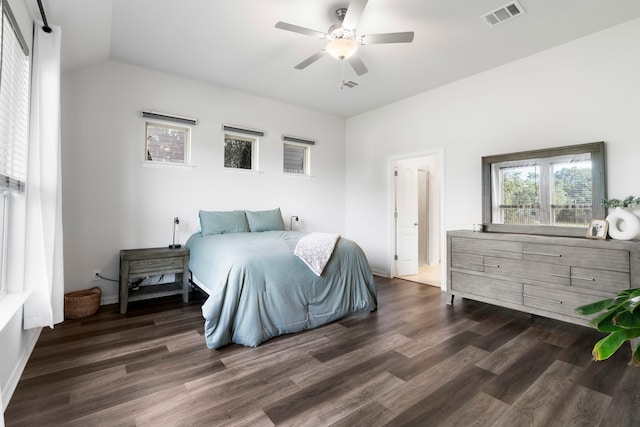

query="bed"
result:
[185,209,377,349]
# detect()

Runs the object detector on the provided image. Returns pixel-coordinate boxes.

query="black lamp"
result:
[169,217,181,248]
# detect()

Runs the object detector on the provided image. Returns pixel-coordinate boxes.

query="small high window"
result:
[145,121,190,165]
[224,133,257,170]
[283,143,309,175]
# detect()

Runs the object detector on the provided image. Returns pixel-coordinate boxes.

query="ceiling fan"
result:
[275,0,414,76]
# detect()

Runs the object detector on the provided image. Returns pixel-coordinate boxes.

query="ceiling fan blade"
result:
[361,32,415,44]
[294,50,328,70]
[348,54,368,76]
[275,22,327,39]
[343,0,369,29]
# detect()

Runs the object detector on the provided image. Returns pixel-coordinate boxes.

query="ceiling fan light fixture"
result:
[326,37,358,60]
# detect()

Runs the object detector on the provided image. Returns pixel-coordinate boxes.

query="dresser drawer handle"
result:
[524,294,563,304]
[467,262,500,268]
[571,276,595,282]
[549,273,595,281]
[492,289,522,297]
[468,262,500,268]
[522,251,562,257]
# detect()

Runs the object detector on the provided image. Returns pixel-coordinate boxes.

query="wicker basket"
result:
[64,287,102,319]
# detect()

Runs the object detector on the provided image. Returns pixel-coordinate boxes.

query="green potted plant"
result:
[575,288,640,366]
[600,195,640,208]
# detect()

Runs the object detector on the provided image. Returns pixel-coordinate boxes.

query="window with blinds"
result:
[283,143,308,175]
[0,1,30,192]
[144,121,190,165]
[0,0,30,296]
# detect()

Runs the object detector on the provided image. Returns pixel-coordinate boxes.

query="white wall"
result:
[61,60,347,302]
[345,17,640,281]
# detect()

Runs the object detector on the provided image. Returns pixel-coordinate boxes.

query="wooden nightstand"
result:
[119,247,190,314]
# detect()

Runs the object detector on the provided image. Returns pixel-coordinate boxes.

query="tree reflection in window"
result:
[224,135,254,170]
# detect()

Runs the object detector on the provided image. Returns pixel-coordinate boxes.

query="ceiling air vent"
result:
[483,1,525,27]
[341,80,358,89]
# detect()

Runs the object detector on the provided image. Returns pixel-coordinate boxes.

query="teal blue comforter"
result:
[185,231,377,349]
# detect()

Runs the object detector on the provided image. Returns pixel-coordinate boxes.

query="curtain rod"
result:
[36,0,52,33]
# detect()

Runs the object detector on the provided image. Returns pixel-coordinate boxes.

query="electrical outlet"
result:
[92,270,101,281]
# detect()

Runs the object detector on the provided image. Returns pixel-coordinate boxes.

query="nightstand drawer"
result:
[129,256,184,276]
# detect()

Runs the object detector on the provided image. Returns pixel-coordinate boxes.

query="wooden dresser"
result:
[447,230,640,325]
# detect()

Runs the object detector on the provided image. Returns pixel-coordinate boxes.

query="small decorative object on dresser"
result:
[119,247,190,314]
[601,195,640,240]
[605,207,640,240]
[586,219,608,239]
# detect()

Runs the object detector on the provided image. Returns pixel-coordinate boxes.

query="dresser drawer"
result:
[568,267,630,293]
[450,252,484,272]
[523,284,603,319]
[451,272,523,305]
[451,237,522,260]
[129,256,184,276]
[483,257,570,286]
[523,243,630,272]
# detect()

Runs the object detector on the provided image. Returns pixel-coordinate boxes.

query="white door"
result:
[396,162,419,276]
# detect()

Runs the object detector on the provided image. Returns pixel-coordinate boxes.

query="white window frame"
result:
[0,0,30,297]
[144,121,191,166]
[0,192,8,296]
[224,132,259,172]
[283,142,310,176]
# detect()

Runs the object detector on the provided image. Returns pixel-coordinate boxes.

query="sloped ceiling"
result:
[43,0,640,117]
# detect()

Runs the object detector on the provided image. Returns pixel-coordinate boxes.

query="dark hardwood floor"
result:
[5,277,640,426]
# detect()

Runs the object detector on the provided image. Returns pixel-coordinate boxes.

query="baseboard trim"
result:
[371,269,391,278]
[100,295,118,305]
[2,327,41,413]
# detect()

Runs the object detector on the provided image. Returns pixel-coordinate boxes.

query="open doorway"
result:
[393,153,442,287]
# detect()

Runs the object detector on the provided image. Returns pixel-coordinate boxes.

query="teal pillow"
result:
[199,210,249,235]
[245,208,285,232]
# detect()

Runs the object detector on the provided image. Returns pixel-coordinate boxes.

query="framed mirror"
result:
[482,142,606,237]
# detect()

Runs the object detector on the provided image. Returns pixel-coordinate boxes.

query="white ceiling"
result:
[42,0,640,117]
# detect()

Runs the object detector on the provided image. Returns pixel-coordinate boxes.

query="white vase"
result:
[606,207,640,240]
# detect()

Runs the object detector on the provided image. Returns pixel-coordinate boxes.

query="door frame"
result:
[388,148,446,289]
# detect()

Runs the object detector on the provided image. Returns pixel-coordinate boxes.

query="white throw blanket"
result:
[294,232,341,276]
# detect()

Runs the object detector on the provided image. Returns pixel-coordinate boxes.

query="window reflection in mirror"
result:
[482,142,605,237]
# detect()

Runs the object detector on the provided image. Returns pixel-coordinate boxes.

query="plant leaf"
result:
[613,311,640,329]
[592,330,634,361]
[589,307,625,332]
[623,292,640,313]
[575,298,614,315]
[576,298,614,316]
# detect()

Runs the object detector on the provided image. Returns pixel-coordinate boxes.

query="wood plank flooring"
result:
[5,277,640,426]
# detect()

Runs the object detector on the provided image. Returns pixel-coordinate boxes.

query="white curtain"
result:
[23,24,64,329]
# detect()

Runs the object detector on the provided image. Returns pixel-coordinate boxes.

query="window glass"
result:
[491,155,591,228]
[283,143,307,174]
[145,122,189,165]
[0,2,30,296]
[224,134,255,170]
[495,163,541,225]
